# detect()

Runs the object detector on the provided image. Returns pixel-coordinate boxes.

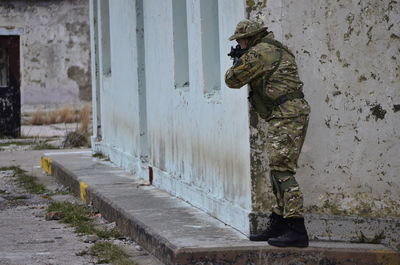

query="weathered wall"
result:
[0,0,91,105]
[247,0,400,218]
[144,0,251,234]
[91,0,399,238]
[90,0,141,175]
[91,0,252,234]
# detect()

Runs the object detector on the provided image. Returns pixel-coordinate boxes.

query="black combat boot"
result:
[249,213,286,241]
[268,218,309,247]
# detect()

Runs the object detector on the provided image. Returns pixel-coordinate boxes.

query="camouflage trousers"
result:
[266,115,309,218]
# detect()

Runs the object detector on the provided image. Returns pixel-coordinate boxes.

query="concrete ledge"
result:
[93,140,251,235]
[250,211,400,252]
[42,152,400,265]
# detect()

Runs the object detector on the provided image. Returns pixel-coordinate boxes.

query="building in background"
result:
[89,0,400,250]
[0,0,91,136]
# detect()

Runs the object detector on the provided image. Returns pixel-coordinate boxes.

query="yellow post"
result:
[41,156,52,174]
[79,181,88,202]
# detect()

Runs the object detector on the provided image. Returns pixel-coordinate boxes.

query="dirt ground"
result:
[0,151,96,265]
[0,142,163,265]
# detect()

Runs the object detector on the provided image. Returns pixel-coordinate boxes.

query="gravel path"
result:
[0,169,95,265]
[0,149,164,265]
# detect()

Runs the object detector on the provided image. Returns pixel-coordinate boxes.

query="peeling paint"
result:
[254,0,400,231]
[284,33,293,40]
[326,33,335,51]
[319,54,328,64]
[0,0,91,104]
[366,26,373,45]
[358,75,367,82]
[344,13,355,41]
[67,66,91,101]
[370,104,387,121]
[390,33,400,40]
[335,50,342,62]
[392,105,400,113]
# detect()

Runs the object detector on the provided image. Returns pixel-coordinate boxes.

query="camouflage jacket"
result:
[225,35,310,120]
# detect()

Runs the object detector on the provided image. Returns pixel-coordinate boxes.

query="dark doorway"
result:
[0,36,20,138]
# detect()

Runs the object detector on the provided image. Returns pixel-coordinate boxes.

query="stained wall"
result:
[247,0,400,218]
[91,0,252,234]
[0,0,91,105]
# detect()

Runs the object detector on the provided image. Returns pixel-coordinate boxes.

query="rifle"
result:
[227,45,248,66]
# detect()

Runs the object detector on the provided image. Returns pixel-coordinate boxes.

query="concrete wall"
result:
[247,0,400,219]
[91,0,252,234]
[0,0,91,105]
[144,0,251,234]
[91,0,143,172]
[91,0,399,238]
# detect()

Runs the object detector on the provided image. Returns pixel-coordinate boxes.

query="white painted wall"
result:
[93,0,142,173]
[144,0,251,233]
[91,0,252,233]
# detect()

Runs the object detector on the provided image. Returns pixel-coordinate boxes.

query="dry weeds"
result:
[27,104,91,138]
[59,105,77,123]
[31,110,45,125]
[62,131,89,148]
[47,110,59,124]
[79,103,91,134]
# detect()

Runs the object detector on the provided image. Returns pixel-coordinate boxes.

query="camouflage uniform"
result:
[225,20,310,219]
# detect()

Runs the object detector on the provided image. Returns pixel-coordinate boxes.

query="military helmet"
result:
[228,19,268,41]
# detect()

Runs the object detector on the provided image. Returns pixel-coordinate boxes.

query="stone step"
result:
[41,151,400,265]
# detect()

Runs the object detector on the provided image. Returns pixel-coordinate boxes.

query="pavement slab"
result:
[42,151,400,265]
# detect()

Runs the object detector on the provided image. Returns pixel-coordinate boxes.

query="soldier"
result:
[225,19,310,248]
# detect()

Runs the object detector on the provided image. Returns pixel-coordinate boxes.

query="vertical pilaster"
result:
[135,0,149,167]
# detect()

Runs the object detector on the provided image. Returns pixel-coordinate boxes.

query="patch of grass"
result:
[41,190,71,199]
[16,171,48,194]
[7,195,29,201]
[32,140,59,150]
[63,131,89,148]
[0,141,33,147]
[0,166,48,194]
[47,201,121,239]
[45,189,71,197]
[92,152,106,159]
[89,242,137,265]
[352,231,386,244]
[48,201,95,233]
[18,135,36,139]
[0,166,20,171]
[96,227,122,239]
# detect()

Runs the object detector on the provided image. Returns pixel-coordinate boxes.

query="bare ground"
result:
[0,147,163,265]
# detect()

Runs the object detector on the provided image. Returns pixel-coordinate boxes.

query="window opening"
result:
[200,0,220,94]
[172,0,190,88]
[100,0,111,77]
